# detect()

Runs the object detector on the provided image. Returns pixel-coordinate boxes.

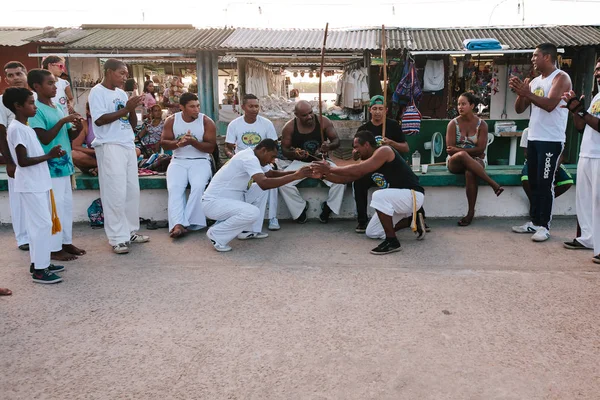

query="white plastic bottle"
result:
[412,150,421,172]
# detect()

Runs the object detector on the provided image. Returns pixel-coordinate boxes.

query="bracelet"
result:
[577,110,588,119]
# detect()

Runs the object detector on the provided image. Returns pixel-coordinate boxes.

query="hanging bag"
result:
[401,66,422,136]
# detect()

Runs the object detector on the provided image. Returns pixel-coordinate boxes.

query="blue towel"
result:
[463,38,502,51]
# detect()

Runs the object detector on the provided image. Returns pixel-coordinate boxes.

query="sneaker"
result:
[237,231,269,240]
[319,202,332,223]
[30,263,64,275]
[531,227,550,242]
[415,212,426,241]
[296,202,309,224]
[32,268,63,284]
[18,244,29,251]
[268,217,280,231]
[129,234,150,244]
[593,255,600,264]
[512,221,541,234]
[207,229,232,252]
[425,224,431,233]
[563,239,592,250]
[113,243,130,254]
[370,238,402,255]
[355,222,367,233]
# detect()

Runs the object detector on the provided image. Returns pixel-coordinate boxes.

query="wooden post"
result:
[319,23,329,152]
[381,25,388,138]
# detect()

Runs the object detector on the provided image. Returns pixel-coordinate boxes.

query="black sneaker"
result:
[32,268,63,284]
[370,238,401,255]
[355,222,367,233]
[593,255,600,264]
[563,239,591,250]
[319,202,332,223]
[415,211,426,241]
[296,202,309,224]
[30,263,65,275]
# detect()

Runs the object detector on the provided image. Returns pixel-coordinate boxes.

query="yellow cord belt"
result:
[410,189,418,233]
[50,189,62,235]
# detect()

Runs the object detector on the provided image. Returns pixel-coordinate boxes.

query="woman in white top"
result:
[446,92,504,227]
[42,56,74,115]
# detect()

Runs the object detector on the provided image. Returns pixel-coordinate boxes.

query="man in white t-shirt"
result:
[88,59,148,254]
[561,58,600,265]
[225,94,280,231]
[0,61,31,250]
[42,56,73,116]
[202,139,313,252]
[509,43,572,242]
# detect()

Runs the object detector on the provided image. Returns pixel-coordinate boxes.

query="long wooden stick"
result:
[319,23,329,158]
[381,24,388,138]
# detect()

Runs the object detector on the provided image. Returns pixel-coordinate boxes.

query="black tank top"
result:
[371,147,424,193]
[292,116,322,161]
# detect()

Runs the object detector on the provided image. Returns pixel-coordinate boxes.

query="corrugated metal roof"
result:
[64,27,234,50]
[26,28,98,45]
[405,25,600,51]
[0,28,45,47]
[219,28,381,51]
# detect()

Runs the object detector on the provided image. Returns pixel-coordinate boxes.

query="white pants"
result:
[366,189,425,240]
[268,189,278,219]
[167,158,212,231]
[21,191,52,270]
[8,177,28,246]
[96,144,140,246]
[50,176,73,251]
[202,183,268,245]
[576,157,600,255]
[279,160,345,219]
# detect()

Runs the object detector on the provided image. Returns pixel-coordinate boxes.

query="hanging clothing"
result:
[423,59,445,92]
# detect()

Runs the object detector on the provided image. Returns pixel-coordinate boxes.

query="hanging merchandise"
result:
[336,64,369,109]
[393,61,422,107]
[245,60,286,98]
[401,65,422,136]
[423,59,445,92]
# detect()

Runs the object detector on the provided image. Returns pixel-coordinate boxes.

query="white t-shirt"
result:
[88,84,135,148]
[225,115,277,153]
[520,128,529,148]
[203,148,268,202]
[53,78,70,116]
[0,92,37,129]
[580,92,600,158]
[7,120,52,193]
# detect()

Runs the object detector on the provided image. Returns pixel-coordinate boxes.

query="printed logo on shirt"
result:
[543,152,554,179]
[533,87,545,97]
[59,96,67,105]
[241,132,262,147]
[303,140,320,154]
[371,172,389,188]
[591,100,600,116]
[175,130,193,140]
[114,99,129,124]
[375,135,383,147]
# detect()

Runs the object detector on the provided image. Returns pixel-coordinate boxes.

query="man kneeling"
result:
[202,139,313,252]
[312,130,426,255]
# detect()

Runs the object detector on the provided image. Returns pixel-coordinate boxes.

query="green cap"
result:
[369,95,384,107]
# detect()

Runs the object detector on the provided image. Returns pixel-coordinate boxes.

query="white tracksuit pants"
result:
[575,157,600,255]
[49,176,73,251]
[8,177,28,246]
[96,144,141,246]
[202,183,268,245]
[366,189,424,240]
[268,189,278,219]
[278,160,345,219]
[167,158,212,231]
[21,191,52,270]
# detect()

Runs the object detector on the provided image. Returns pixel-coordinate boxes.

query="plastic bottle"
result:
[412,150,421,172]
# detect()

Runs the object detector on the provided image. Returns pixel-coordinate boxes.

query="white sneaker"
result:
[531,227,550,242]
[237,231,269,240]
[207,229,232,252]
[129,234,150,244]
[113,243,130,254]
[268,217,280,231]
[512,221,540,234]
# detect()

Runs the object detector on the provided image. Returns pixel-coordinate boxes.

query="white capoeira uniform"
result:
[0,95,29,246]
[7,120,53,270]
[89,84,141,246]
[202,148,269,246]
[167,112,213,231]
[225,115,279,225]
[575,93,600,255]
[279,159,345,219]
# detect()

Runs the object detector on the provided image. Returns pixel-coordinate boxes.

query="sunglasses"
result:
[51,63,66,70]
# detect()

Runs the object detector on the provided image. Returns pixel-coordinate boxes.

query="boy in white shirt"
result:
[225,94,281,231]
[3,87,66,284]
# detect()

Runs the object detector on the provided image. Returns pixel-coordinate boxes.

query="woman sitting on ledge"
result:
[446,92,504,226]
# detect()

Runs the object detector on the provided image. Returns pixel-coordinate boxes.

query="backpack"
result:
[401,66,422,136]
[87,198,104,227]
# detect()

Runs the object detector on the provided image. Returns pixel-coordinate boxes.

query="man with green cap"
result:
[353,95,409,233]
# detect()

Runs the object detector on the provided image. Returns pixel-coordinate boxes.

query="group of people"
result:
[0,42,598,294]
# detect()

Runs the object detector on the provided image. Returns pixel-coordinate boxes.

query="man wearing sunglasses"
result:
[42,56,74,116]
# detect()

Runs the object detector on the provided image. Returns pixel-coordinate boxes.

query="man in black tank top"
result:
[279,100,345,223]
[312,131,426,255]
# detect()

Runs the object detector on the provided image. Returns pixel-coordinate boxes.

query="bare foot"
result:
[51,250,78,261]
[458,214,474,226]
[63,244,86,255]
[0,288,12,296]
[493,185,504,197]
[169,224,188,238]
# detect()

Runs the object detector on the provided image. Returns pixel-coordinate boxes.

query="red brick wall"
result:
[0,43,40,94]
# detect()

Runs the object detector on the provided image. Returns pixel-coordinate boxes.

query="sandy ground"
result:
[1,217,599,400]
